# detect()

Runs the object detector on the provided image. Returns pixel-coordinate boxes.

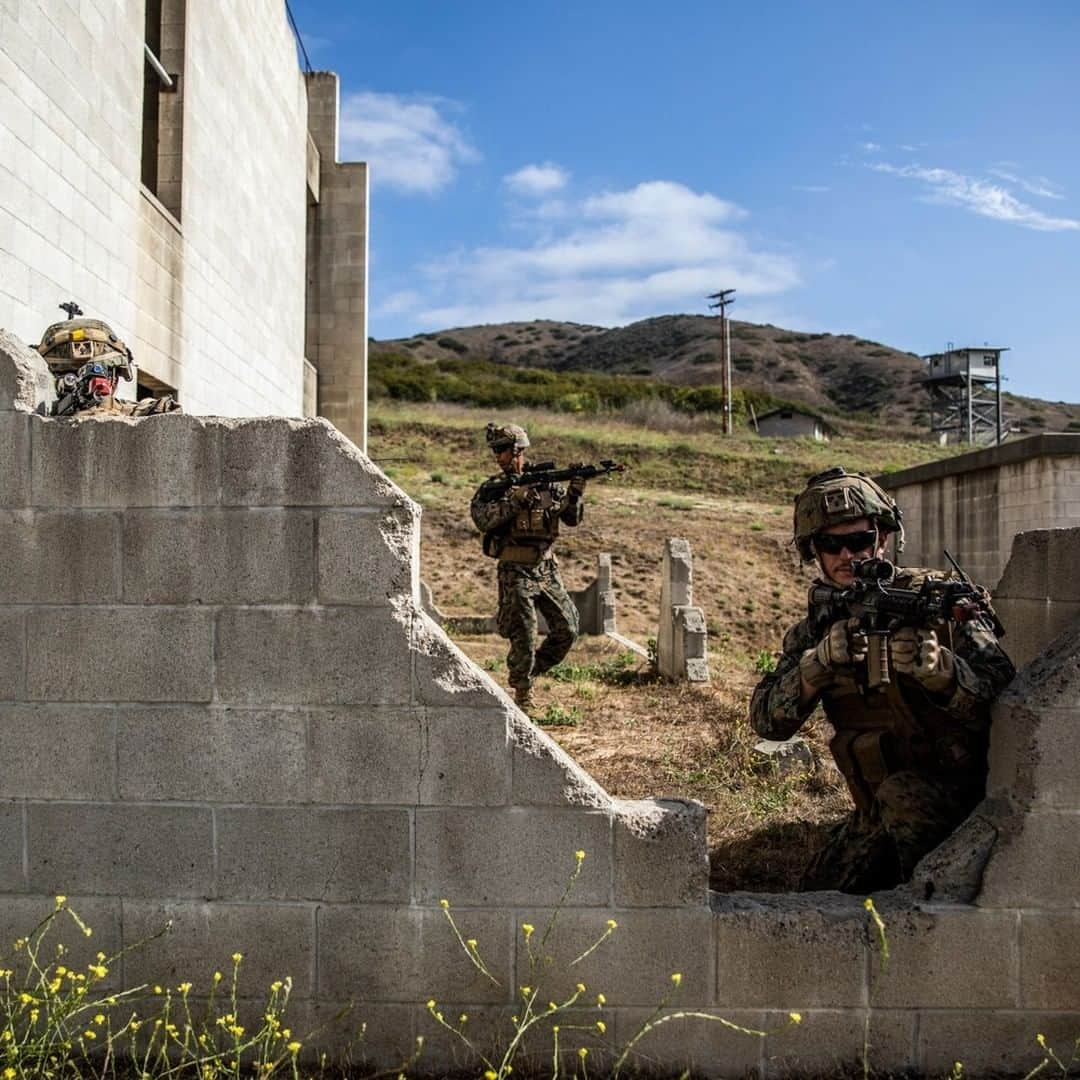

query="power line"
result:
[707,289,736,436]
[285,0,313,74]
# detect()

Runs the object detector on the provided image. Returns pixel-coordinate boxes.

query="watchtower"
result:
[920,345,1008,445]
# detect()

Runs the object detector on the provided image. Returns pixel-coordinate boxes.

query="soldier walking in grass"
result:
[750,467,1015,893]
[470,422,587,712]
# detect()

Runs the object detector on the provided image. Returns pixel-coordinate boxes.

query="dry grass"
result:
[370,401,952,893]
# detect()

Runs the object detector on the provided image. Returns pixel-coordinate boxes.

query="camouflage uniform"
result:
[751,566,1015,893]
[470,433,584,699]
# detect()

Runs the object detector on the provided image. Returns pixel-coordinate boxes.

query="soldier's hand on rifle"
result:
[890,627,956,693]
[799,618,867,692]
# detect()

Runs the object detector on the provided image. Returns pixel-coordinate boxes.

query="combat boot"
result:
[513,686,534,712]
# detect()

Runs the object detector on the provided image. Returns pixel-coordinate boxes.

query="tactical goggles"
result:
[813,528,878,556]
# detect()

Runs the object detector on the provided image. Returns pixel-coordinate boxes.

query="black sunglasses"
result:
[813,529,878,556]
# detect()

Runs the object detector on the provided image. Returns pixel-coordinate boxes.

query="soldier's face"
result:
[495,447,525,474]
[816,517,885,586]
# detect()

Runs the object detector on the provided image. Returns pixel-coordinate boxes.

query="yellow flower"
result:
[154,986,163,995]
[575,982,586,994]
[863,897,874,910]
[1037,1034,1047,1048]
[94,1013,105,1025]
[231,952,243,964]
[596,1020,606,1034]
[466,938,478,949]
[229,1025,245,1038]
[520,986,531,997]
[789,1012,802,1024]
[83,1030,96,1040]
[670,972,683,986]
[287,1042,301,1054]
[89,964,108,979]
[552,1025,559,1034]
[575,850,586,862]
[596,993,606,1006]
[606,919,617,930]
[521,923,535,938]
[4,1067,16,1078]
[439,898,449,909]
[578,1047,588,1059]
[19,992,35,1004]
[96,952,106,963]
[458,1013,468,1024]
[179,981,192,994]
[55,895,67,906]
[213,971,223,983]
[484,1072,497,1080]
[270,980,283,992]
[56,965,67,976]
[426,999,436,1010]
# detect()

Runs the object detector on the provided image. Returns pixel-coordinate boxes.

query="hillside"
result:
[373,315,1080,435]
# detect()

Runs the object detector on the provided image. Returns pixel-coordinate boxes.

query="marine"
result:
[470,422,586,712]
[750,466,1015,893]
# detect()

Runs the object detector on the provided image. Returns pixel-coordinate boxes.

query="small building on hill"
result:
[755,405,835,442]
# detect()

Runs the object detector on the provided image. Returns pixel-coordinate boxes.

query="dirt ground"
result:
[368,405,868,893]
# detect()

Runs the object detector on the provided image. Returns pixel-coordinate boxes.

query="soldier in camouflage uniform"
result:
[751,467,1015,893]
[470,423,586,712]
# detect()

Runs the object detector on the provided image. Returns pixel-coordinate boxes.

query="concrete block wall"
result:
[0,0,351,419]
[3,335,1079,1076]
[881,435,1080,588]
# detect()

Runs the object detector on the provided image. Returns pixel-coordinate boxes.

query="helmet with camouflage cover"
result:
[37,317,134,383]
[485,421,530,453]
[793,466,904,562]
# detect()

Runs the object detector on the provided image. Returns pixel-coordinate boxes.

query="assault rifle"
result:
[808,551,1002,687]
[53,361,114,417]
[476,459,626,502]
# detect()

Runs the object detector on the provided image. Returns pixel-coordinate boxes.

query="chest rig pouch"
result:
[482,487,561,563]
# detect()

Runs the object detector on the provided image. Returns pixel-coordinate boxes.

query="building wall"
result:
[880,435,1080,588]
[3,336,1078,1078]
[0,0,324,417]
[757,413,822,440]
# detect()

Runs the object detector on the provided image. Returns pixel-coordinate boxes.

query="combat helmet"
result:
[485,422,530,453]
[793,466,904,562]
[37,309,134,383]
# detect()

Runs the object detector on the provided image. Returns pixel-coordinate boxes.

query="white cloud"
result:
[860,142,882,153]
[988,164,1064,200]
[869,162,1080,232]
[376,179,800,328]
[504,162,569,196]
[338,91,478,194]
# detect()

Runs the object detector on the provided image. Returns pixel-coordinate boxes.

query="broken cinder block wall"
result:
[1,331,1078,1077]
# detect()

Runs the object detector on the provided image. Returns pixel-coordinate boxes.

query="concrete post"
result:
[658,538,709,682]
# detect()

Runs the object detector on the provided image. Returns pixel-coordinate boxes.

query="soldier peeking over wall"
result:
[37,303,181,418]
[750,467,1015,894]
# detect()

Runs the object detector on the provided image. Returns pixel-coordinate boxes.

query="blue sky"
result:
[292,1,1080,402]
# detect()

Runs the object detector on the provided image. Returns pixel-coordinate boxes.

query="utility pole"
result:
[707,289,736,435]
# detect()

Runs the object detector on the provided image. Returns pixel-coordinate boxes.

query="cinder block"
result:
[0,327,53,412]
[713,908,866,1008]
[0,801,24,887]
[216,807,411,902]
[31,415,221,508]
[763,1008,914,1079]
[510,715,610,808]
[27,804,213,897]
[220,418,404,508]
[415,807,612,906]
[613,1007,765,1080]
[215,608,411,706]
[918,1009,1080,1077]
[26,607,214,702]
[307,708,423,804]
[1020,913,1080,1009]
[0,896,121,984]
[122,509,314,604]
[117,707,308,803]
[413,1003,523,1075]
[411,612,506,708]
[0,510,121,602]
[317,906,511,1004]
[868,908,1016,1008]
[122,900,316,997]
[613,798,709,907]
[0,607,26,699]
[420,709,510,806]
[980,811,1080,908]
[318,507,417,605]
[0,705,114,799]
[514,907,713,1007]
[0,412,30,507]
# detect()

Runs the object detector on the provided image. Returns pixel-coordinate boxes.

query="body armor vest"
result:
[483,487,562,564]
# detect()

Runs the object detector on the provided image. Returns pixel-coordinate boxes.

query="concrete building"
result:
[878,433,1080,588]
[920,346,1007,446]
[0,0,369,449]
[755,406,835,442]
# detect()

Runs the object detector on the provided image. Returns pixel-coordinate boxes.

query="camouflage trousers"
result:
[496,559,579,691]
[801,769,983,894]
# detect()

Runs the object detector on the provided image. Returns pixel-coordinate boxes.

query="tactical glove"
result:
[799,618,867,692]
[890,627,956,693]
[509,485,538,508]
